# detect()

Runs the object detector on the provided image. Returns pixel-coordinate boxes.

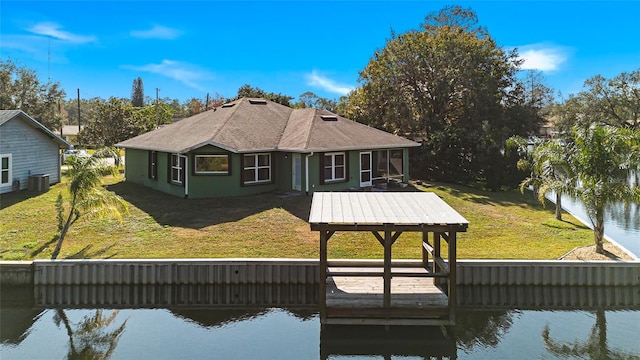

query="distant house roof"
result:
[0,110,70,148]
[60,125,83,136]
[116,98,419,153]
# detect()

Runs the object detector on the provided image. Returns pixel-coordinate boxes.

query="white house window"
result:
[195,154,229,175]
[170,154,184,184]
[243,153,271,184]
[323,152,346,182]
[1,154,11,186]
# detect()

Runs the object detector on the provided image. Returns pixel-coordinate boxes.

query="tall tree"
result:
[64,97,103,126]
[296,91,338,112]
[508,135,571,220]
[342,6,539,186]
[232,84,294,107]
[79,97,173,146]
[131,77,145,107]
[564,124,640,254]
[559,68,640,130]
[52,148,127,259]
[0,59,66,130]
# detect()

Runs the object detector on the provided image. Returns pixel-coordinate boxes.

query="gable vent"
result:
[221,103,235,108]
[321,115,338,121]
[249,99,267,105]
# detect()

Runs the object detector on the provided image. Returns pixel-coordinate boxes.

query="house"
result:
[116,98,419,198]
[59,124,83,145]
[0,110,70,194]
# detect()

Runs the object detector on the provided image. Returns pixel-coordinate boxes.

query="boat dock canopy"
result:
[309,192,468,230]
[309,191,469,326]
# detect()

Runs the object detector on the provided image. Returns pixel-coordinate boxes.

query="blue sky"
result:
[2,1,639,103]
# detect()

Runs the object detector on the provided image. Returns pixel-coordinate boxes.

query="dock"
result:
[325,265,450,325]
[309,192,469,326]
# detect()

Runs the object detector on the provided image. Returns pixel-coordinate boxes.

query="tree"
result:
[342,6,541,186]
[296,91,338,112]
[563,124,640,254]
[508,136,571,220]
[559,68,640,130]
[232,84,294,107]
[0,58,66,130]
[79,97,174,147]
[131,77,145,107]
[52,148,128,259]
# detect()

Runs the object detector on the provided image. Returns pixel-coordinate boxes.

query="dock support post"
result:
[320,228,329,324]
[448,232,457,323]
[383,225,392,308]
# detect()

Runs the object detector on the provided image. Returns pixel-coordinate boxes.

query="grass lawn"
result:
[0,175,596,260]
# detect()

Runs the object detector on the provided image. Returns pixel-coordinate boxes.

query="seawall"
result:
[2,259,638,287]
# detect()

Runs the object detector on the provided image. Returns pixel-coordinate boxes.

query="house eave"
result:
[277,143,420,153]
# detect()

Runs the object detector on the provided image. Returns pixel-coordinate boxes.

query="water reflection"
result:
[53,309,126,360]
[452,309,513,352]
[2,284,639,359]
[320,325,456,359]
[542,309,640,360]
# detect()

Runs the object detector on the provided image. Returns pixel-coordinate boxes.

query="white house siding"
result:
[0,118,61,194]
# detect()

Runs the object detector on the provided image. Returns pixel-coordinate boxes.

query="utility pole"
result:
[77,89,81,147]
[155,88,159,129]
[206,93,210,111]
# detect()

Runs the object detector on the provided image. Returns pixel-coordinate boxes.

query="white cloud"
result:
[306,70,354,95]
[27,22,96,44]
[123,60,206,90]
[130,25,182,40]
[516,44,568,72]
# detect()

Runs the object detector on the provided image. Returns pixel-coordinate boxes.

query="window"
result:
[1,154,11,186]
[323,152,346,183]
[389,149,403,177]
[148,151,158,180]
[169,154,185,185]
[371,149,404,180]
[243,153,271,184]
[195,154,229,175]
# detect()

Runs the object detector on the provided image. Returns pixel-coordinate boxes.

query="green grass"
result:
[0,176,595,261]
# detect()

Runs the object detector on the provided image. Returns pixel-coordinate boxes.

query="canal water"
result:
[2,307,639,359]
[552,194,640,258]
[2,284,639,359]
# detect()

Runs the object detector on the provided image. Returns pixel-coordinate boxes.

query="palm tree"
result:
[507,136,570,221]
[564,124,640,254]
[52,148,128,259]
[54,309,127,359]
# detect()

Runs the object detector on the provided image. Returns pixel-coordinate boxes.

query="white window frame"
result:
[170,153,184,184]
[324,152,346,182]
[372,149,404,181]
[243,153,271,184]
[1,154,11,186]
[195,154,229,175]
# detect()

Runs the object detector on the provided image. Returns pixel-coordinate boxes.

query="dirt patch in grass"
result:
[559,243,636,261]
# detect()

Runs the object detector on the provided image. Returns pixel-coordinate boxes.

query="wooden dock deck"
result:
[325,266,451,325]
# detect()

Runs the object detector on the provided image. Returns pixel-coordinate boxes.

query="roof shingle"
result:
[116,98,418,153]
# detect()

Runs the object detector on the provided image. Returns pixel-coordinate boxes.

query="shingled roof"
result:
[116,98,419,153]
[0,110,70,148]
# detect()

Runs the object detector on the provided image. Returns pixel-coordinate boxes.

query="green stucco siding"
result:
[124,147,411,198]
